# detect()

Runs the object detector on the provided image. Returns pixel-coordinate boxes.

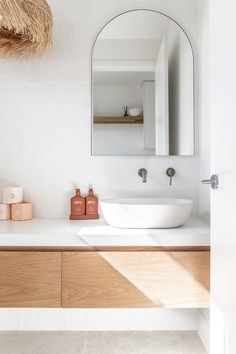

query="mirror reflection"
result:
[92,10,194,156]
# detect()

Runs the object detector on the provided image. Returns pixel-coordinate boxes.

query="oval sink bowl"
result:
[100,197,193,229]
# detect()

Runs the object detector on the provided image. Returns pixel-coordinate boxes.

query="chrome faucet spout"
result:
[138,168,147,183]
[166,167,176,186]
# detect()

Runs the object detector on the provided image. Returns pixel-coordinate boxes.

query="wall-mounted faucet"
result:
[138,167,175,184]
[166,167,176,186]
[138,168,147,183]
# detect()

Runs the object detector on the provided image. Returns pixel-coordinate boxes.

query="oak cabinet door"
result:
[62,251,210,308]
[0,252,61,307]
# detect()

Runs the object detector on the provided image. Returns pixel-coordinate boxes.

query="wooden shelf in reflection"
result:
[93,116,143,124]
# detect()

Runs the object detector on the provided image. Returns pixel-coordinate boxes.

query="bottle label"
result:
[74,200,82,205]
[86,197,98,215]
[72,198,85,215]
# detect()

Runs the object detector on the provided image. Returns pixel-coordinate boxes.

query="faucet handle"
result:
[201,174,219,190]
[166,167,176,186]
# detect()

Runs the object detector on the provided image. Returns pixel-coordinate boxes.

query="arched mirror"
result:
[91,10,194,156]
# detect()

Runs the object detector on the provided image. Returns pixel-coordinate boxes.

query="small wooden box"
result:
[11,202,32,221]
[0,204,10,220]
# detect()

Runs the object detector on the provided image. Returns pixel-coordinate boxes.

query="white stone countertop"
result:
[0,217,210,247]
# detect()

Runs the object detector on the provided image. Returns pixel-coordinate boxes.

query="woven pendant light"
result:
[0,0,53,57]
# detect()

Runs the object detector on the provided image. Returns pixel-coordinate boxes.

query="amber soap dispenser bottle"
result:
[70,188,86,220]
[86,188,99,219]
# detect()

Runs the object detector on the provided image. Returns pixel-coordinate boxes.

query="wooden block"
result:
[0,204,10,220]
[11,202,32,221]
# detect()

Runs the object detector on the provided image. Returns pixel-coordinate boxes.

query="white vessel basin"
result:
[100,197,193,229]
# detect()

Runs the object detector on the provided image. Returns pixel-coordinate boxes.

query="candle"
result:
[2,187,23,204]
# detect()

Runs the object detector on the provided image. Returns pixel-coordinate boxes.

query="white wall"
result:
[97,10,168,40]
[0,0,203,218]
[93,125,147,155]
[198,0,210,221]
[0,308,199,331]
[94,84,142,116]
[93,39,160,62]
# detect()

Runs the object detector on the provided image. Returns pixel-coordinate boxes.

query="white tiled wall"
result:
[0,0,206,218]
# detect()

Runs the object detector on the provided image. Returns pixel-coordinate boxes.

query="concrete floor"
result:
[0,331,208,354]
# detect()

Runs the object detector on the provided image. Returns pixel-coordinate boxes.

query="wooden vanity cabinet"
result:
[0,252,61,307]
[0,249,210,308]
[62,250,210,308]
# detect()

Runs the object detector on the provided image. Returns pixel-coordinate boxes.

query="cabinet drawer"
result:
[0,252,61,307]
[62,251,210,308]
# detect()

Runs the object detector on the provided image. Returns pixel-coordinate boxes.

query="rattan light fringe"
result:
[0,0,52,57]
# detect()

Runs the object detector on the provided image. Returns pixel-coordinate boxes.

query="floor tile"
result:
[0,331,208,354]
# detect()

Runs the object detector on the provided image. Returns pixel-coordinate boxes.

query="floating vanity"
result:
[0,217,210,309]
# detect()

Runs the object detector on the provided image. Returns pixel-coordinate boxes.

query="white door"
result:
[210,0,236,353]
[143,81,155,151]
[155,36,169,155]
